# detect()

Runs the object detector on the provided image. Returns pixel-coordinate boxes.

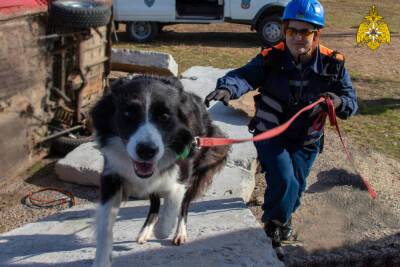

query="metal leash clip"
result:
[192,136,201,150]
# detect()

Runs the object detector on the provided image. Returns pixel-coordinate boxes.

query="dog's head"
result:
[91,75,204,179]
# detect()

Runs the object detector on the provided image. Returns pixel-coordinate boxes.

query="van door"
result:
[228,0,265,21]
[114,0,175,21]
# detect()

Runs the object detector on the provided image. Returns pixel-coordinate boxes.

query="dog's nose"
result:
[136,142,159,161]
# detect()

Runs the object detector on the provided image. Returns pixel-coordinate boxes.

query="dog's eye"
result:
[123,111,131,118]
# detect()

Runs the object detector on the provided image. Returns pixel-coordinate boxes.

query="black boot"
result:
[264,221,285,260]
[280,218,293,241]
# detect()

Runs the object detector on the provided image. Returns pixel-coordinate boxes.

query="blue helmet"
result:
[282,0,325,28]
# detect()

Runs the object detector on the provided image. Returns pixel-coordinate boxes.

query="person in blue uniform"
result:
[204,0,358,258]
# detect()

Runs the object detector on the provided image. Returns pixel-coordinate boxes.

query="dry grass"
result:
[321,0,400,32]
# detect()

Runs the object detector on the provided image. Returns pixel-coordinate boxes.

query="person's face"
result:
[285,20,317,59]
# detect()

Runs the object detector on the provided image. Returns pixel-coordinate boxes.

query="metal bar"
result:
[37,125,83,144]
[37,31,88,40]
[60,36,66,96]
[75,40,88,123]
[51,87,71,103]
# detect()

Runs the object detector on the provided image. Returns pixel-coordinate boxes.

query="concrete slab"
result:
[180,66,257,167]
[0,197,283,267]
[111,49,178,77]
[55,142,103,187]
[204,162,256,203]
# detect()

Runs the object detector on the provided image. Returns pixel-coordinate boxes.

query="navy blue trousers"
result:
[254,136,320,225]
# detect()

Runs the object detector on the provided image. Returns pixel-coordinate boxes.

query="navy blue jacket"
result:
[216,42,358,145]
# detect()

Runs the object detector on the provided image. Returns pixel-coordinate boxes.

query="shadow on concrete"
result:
[284,232,400,267]
[0,198,279,267]
[23,197,246,223]
[0,229,274,267]
[116,31,261,49]
[0,233,92,265]
[306,168,367,193]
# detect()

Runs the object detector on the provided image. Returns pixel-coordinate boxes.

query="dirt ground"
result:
[247,131,400,266]
[0,158,98,233]
[1,23,399,266]
[231,82,400,265]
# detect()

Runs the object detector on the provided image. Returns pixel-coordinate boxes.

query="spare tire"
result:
[51,134,95,155]
[50,0,112,28]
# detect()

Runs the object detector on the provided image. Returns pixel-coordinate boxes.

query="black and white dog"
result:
[90,75,229,267]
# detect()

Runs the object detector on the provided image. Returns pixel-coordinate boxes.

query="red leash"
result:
[324,98,378,199]
[198,97,324,147]
[197,97,377,199]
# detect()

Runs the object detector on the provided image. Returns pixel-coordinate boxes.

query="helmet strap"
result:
[312,28,322,49]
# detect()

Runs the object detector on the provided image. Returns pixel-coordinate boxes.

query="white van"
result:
[113,0,289,46]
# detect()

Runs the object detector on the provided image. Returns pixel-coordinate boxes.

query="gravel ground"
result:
[0,158,98,234]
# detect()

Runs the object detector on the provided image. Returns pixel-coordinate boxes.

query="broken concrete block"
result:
[55,142,103,186]
[111,48,178,77]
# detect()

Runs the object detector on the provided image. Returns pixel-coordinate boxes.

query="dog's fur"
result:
[90,75,229,267]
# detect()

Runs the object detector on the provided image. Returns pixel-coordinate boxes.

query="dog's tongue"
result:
[133,161,155,177]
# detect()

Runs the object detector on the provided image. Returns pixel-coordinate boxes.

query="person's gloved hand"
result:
[320,92,342,111]
[204,88,231,107]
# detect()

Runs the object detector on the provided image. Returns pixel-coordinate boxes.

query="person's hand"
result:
[204,89,231,107]
[320,92,342,111]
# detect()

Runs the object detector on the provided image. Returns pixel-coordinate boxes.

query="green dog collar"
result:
[176,146,191,160]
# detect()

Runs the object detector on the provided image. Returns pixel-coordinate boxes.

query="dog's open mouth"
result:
[132,160,155,178]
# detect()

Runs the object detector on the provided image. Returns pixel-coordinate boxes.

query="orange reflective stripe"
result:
[260,42,285,57]
[320,45,344,61]
[261,48,272,57]
[319,45,333,56]
[274,42,285,50]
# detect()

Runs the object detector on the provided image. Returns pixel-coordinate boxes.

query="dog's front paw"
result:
[173,232,187,246]
[136,227,152,244]
[173,220,188,246]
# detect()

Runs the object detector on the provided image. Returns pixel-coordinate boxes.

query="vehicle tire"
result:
[127,21,159,43]
[257,15,283,46]
[50,0,112,28]
[51,134,94,155]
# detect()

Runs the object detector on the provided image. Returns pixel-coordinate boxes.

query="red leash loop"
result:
[198,97,377,199]
[24,187,76,208]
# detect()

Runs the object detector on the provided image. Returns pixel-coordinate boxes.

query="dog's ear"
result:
[156,75,185,93]
[109,77,133,88]
[178,91,209,137]
[177,91,192,125]
[90,92,115,146]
